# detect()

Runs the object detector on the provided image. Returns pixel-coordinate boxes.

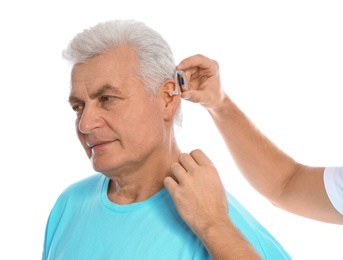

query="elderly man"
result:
[42,20,290,259]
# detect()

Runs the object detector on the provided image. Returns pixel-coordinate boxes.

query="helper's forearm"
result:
[207,94,299,203]
[206,95,343,223]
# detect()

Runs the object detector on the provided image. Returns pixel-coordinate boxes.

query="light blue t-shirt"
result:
[43,174,290,259]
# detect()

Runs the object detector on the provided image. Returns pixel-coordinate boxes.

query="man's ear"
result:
[158,80,181,121]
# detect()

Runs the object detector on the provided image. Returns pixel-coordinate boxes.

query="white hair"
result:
[63,19,182,127]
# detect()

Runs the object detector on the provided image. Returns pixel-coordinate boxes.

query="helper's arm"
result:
[176,54,343,224]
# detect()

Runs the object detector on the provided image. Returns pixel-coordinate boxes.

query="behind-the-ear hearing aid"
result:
[169,70,189,96]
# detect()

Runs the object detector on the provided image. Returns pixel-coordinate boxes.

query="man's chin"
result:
[91,158,118,174]
[91,161,106,173]
[90,156,105,172]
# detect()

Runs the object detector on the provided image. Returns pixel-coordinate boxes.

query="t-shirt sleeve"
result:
[323,166,343,215]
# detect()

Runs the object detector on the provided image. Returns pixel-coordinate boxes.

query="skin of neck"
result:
[106,126,181,205]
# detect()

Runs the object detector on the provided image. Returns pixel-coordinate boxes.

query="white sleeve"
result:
[323,166,343,215]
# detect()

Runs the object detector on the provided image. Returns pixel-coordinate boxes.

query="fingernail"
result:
[183,93,192,100]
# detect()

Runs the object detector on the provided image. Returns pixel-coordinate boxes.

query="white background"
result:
[1,0,342,259]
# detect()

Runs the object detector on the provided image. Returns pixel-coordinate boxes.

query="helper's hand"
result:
[164,149,229,238]
[176,54,227,111]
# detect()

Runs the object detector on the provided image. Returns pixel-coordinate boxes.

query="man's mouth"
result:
[88,140,114,149]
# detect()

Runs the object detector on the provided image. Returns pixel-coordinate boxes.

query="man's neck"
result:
[106,146,181,204]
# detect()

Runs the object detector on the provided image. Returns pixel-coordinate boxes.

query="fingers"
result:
[166,150,213,185]
[176,149,211,174]
[164,176,178,194]
[177,54,219,82]
[178,149,212,168]
[164,162,188,196]
[167,155,194,189]
[180,88,205,104]
[176,54,215,71]
[178,152,199,170]
[177,55,218,86]
[189,149,213,166]
[170,162,187,183]
[165,149,228,237]
[175,54,222,110]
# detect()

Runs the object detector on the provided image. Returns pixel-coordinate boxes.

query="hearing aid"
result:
[169,70,189,96]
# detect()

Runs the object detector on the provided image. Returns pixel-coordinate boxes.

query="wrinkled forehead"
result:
[71,48,139,89]
[68,53,148,100]
[71,45,138,80]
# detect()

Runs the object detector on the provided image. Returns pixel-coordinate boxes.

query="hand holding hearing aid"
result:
[176,54,225,112]
[169,70,189,96]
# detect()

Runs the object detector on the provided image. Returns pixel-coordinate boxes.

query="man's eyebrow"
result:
[89,84,123,99]
[68,95,82,104]
[68,84,122,103]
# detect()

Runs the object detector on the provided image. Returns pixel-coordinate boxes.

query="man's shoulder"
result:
[224,191,291,259]
[59,173,105,199]
[65,172,104,190]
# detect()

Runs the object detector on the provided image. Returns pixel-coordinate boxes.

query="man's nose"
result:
[78,107,103,134]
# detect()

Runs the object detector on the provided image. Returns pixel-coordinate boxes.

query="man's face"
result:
[69,46,167,175]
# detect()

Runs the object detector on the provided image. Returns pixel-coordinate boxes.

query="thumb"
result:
[181,90,202,104]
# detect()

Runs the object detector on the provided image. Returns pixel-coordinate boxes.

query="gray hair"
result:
[62,19,182,127]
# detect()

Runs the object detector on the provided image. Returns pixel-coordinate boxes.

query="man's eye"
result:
[72,104,83,113]
[100,96,116,102]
